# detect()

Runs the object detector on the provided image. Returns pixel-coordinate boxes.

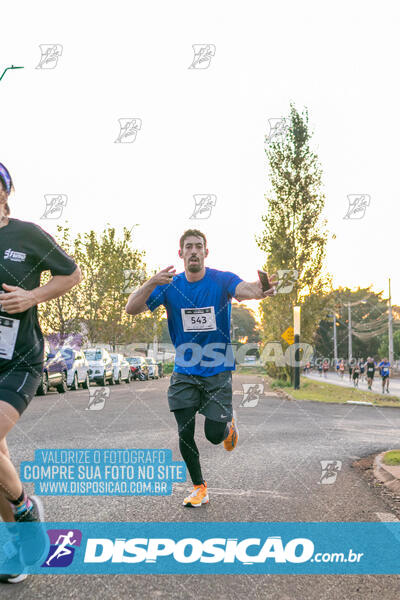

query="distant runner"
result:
[322,359,329,378]
[339,360,345,378]
[378,358,391,394]
[365,357,376,390]
[352,363,360,388]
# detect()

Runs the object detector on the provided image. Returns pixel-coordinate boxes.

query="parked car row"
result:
[36,343,165,395]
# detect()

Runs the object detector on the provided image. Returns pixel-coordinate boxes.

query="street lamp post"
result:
[293,306,301,390]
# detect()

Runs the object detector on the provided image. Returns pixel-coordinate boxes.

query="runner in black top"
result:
[365,357,375,390]
[0,163,82,583]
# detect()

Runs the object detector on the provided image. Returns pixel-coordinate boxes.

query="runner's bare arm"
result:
[125,265,176,316]
[234,273,278,301]
[0,267,82,314]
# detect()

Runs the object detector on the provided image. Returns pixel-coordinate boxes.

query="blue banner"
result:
[1,522,400,574]
[20,449,186,496]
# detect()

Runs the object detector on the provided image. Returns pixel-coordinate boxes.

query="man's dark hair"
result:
[0,173,14,216]
[179,229,207,251]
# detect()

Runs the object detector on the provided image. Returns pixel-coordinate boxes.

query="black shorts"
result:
[0,369,41,416]
[381,375,389,382]
[367,371,375,379]
[168,370,233,422]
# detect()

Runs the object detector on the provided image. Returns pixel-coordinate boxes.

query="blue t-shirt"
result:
[379,361,390,376]
[146,267,243,376]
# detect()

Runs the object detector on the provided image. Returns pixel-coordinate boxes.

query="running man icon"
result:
[45,531,77,566]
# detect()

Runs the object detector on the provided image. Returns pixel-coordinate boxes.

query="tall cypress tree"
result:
[257,105,330,376]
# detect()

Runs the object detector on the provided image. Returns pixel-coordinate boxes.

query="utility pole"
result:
[333,313,338,366]
[328,313,338,366]
[388,278,394,366]
[347,304,352,365]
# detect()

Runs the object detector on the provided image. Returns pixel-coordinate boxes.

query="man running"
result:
[322,359,329,378]
[126,229,277,507]
[339,360,345,378]
[378,357,391,394]
[0,163,82,583]
[365,357,376,390]
[352,362,360,388]
[359,359,365,383]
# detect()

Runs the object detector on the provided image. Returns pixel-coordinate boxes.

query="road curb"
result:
[373,451,400,494]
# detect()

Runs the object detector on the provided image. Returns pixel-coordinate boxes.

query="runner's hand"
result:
[0,284,38,313]
[256,273,278,299]
[150,266,176,287]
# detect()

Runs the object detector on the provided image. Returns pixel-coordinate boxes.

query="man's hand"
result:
[0,284,38,314]
[234,273,278,301]
[150,265,176,286]
[254,272,278,299]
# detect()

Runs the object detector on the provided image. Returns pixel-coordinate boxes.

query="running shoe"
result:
[183,482,209,507]
[14,496,48,567]
[224,411,239,451]
[0,572,28,584]
[0,530,26,584]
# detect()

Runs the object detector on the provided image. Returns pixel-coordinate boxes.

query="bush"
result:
[162,362,174,375]
[271,379,292,389]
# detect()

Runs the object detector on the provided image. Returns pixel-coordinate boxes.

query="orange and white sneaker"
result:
[223,411,239,451]
[183,482,209,507]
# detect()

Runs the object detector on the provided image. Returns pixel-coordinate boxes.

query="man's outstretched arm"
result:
[233,273,278,301]
[125,265,176,315]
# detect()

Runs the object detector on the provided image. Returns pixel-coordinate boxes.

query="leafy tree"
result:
[38,225,84,338]
[39,224,154,351]
[257,105,330,377]
[378,330,400,360]
[315,287,391,361]
[231,304,260,342]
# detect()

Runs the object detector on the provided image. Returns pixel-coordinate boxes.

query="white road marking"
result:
[173,484,290,500]
[376,512,399,522]
[346,400,373,406]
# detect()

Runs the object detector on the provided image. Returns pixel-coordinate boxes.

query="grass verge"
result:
[279,378,400,408]
[383,450,400,465]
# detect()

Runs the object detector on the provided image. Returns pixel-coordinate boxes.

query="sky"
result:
[1,0,399,319]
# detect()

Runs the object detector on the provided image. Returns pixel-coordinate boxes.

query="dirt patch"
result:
[352,453,400,519]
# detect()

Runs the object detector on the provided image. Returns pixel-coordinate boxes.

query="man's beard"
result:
[187,260,202,272]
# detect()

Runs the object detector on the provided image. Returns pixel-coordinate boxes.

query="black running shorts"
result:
[168,370,233,422]
[0,369,41,416]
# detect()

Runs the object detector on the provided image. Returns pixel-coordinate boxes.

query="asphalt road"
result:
[4,373,400,599]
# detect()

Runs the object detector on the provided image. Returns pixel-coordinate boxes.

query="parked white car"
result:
[110,353,131,384]
[144,357,159,379]
[61,347,90,390]
[84,348,114,386]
